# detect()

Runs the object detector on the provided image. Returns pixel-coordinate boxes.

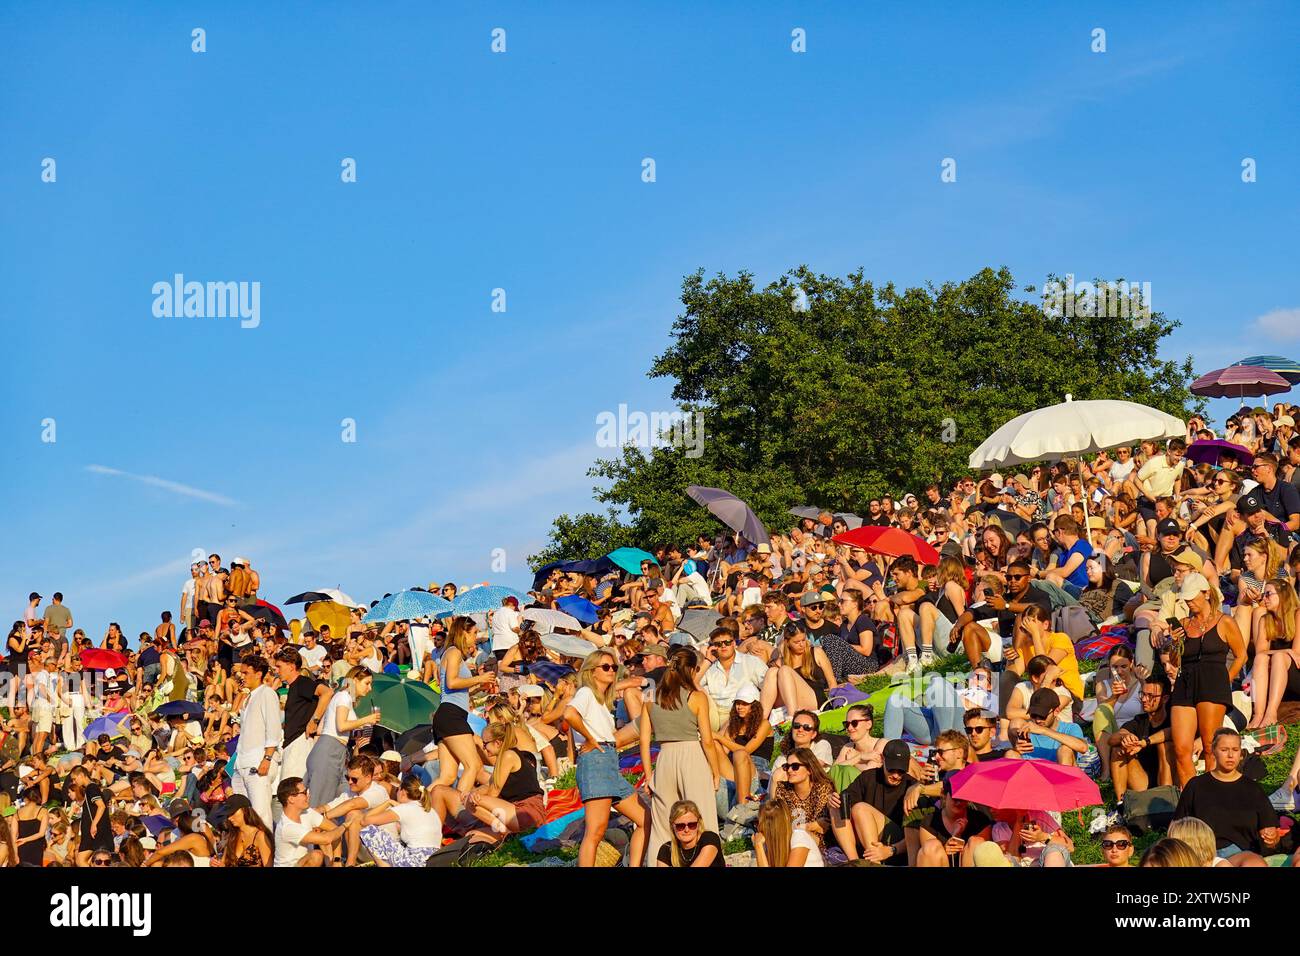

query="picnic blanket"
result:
[1075,625,1133,661]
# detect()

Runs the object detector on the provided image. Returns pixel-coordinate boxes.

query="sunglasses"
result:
[596,663,618,672]
[672,820,699,832]
[784,762,806,772]
[791,722,817,732]
[1101,839,1131,850]
[1007,573,1028,580]
[844,718,871,729]
[347,775,364,784]
[966,725,992,733]
[709,640,734,648]
[92,857,113,866]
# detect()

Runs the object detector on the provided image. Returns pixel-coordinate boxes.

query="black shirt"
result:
[283,674,324,746]
[1257,478,1300,526]
[1173,773,1278,853]
[656,830,725,867]
[841,766,913,824]
[992,586,1053,639]
[802,620,838,642]
[138,646,161,668]
[1120,710,1170,740]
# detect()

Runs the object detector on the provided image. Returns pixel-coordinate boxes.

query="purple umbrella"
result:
[1190,365,1291,399]
[1185,439,1255,468]
[686,485,771,546]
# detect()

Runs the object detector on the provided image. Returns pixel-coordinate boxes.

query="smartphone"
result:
[1165,617,1182,630]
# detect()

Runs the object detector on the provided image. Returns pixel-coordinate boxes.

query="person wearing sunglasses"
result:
[1247,581,1300,730]
[963,710,1003,762]
[699,626,768,731]
[916,778,992,867]
[312,755,390,867]
[839,738,915,863]
[565,649,647,867]
[833,704,886,776]
[768,710,832,797]
[656,799,723,867]
[1099,823,1135,867]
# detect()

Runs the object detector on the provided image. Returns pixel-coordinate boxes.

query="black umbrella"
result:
[395,724,436,758]
[245,600,289,629]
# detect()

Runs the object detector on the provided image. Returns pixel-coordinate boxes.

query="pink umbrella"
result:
[948,758,1101,812]
[1190,365,1291,400]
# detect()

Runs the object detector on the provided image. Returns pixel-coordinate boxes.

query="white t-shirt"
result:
[791,828,824,867]
[490,607,522,652]
[320,689,355,742]
[392,800,443,849]
[274,809,323,867]
[570,686,616,744]
[299,644,327,670]
[1109,460,1136,484]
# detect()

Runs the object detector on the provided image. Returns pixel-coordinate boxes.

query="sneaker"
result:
[906,655,922,676]
[919,649,935,667]
[1269,784,1297,811]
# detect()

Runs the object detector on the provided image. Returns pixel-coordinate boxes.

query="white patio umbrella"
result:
[969,394,1185,469]
[521,607,582,634]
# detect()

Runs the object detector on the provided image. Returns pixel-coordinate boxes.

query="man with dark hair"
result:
[1043,515,1092,596]
[313,755,389,867]
[232,651,282,825]
[1250,452,1300,533]
[276,646,332,784]
[274,776,346,867]
[885,556,928,672]
[1108,674,1174,806]
[42,592,73,640]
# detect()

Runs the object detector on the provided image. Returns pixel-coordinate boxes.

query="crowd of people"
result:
[3,401,1300,868]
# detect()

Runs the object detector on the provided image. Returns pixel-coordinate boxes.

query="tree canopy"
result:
[529,266,1196,569]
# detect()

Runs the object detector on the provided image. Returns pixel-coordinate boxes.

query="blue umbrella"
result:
[522,661,576,686]
[531,556,618,589]
[141,814,174,836]
[153,700,204,720]
[443,585,528,616]
[85,714,130,740]
[607,547,659,576]
[363,589,454,624]
[555,595,600,625]
[1231,354,1300,385]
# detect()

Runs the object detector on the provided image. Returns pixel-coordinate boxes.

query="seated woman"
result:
[656,799,724,867]
[143,810,215,866]
[1246,580,1300,729]
[772,746,853,860]
[916,779,993,867]
[1091,645,1144,782]
[753,797,823,868]
[759,623,835,717]
[713,684,771,805]
[916,557,968,660]
[767,710,834,797]
[1012,604,1084,705]
[427,720,547,843]
[1233,539,1284,653]
[832,704,886,777]
[1079,557,1135,624]
[356,775,445,867]
[1172,729,1280,862]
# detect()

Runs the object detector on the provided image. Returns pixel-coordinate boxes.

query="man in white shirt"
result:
[313,754,391,867]
[698,626,769,730]
[232,654,283,825]
[297,630,327,672]
[489,598,522,659]
[274,776,345,866]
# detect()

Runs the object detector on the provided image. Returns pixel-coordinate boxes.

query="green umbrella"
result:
[355,674,442,734]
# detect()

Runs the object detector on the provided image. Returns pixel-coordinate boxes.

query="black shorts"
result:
[431,703,474,742]
[1170,663,1232,708]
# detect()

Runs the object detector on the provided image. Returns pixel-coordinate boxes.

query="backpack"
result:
[1122,784,1180,835]
[425,835,497,867]
[1052,604,1097,643]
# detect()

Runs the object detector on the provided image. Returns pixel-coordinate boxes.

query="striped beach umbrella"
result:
[1230,355,1300,385]
[1190,365,1291,399]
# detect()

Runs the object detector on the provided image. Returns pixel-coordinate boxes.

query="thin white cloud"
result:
[85,464,239,507]
[1250,308,1300,341]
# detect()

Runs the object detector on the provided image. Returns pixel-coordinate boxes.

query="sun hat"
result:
[1011,473,1031,486]
[517,684,545,699]
[989,473,1005,490]
[1275,415,1295,428]
[1178,571,1212,600]
[756,543,772,555]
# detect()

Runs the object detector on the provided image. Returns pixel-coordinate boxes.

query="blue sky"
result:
[2,2,1296,638]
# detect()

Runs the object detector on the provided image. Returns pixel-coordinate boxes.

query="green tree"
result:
[532,266,1197,564]
[527,510,630,571]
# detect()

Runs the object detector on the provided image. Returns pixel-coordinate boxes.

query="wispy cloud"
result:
[85,465,239,507]
[1249,308,1300,341]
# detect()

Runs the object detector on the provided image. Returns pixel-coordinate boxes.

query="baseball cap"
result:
[734,683,761,704]
[1012,473,1031,485]
[1169,548,1204,571]
[380,750,401,763]
[1238,492,1264,515]
[517,684,545,699]
[1179,571,1212,600]
[756,543,772,555]
[882,739,911,773]
[1275,415,1295,428]
[29,592,42,602]
[1028,688,1061,720]
[223,794,253,817]
[641,643,670,658]
[1156,518,1182,537]
[799,592,827,608]
[989,473,1005,490]
[104,668,117,678]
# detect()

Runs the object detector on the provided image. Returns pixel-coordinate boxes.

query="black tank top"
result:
[1148,550,1175,588]
[16,816,44,866]
[1183,615,1229,666]
[498,749,543,803]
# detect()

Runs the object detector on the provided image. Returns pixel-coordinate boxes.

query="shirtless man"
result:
[196,554,228,633]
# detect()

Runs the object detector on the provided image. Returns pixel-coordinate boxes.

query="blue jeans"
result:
[882,675,963,744]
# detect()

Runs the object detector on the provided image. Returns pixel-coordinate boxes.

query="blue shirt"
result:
[1028,720,1084,761]
[1061,538,1093,589]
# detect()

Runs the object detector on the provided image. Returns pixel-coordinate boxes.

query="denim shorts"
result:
[575,746,633,803]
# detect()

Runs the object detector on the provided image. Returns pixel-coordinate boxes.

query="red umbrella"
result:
[948,758,1101,812]
[832,525,941,565]
[246,599,289,629]
[78,648,129,671]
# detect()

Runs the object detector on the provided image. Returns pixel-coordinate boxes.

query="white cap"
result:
[104,668,117,678]
[233,556,248,566]
[989,473,1005,489]
[518,684,545,698]
[1179,571,1212,600]
[735,683,761,704]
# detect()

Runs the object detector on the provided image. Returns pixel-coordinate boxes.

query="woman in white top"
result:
[1092,645,1144,782]
[358,775,444,867]
[753,797,822,867]
[142,810,215,867]
[303,666,381,805]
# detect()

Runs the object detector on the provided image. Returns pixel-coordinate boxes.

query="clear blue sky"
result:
[2,2,1296,639]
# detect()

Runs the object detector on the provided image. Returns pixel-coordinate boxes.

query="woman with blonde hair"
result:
[1140,837,1203,868]
[357,775,444,867]
[656,799,723,867]
[564,648,647,867]
[1232,538,1283,647]
[1167,816,1232,867]
[918,556,968,660]
[433,617,497,794]
[753,797,822,867]
[758,623,835,716]
[1247,581,1300,729]
[639,647,720,865]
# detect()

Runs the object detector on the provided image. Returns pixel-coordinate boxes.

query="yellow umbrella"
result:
[306,601,352,641]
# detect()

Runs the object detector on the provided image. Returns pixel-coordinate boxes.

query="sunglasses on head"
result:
[1101,839,1131,850]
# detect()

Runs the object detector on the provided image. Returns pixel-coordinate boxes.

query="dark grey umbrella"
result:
[834,512,864,529]
[677,608,722,641]
[788,506,822,520]
[686,485,771,546]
